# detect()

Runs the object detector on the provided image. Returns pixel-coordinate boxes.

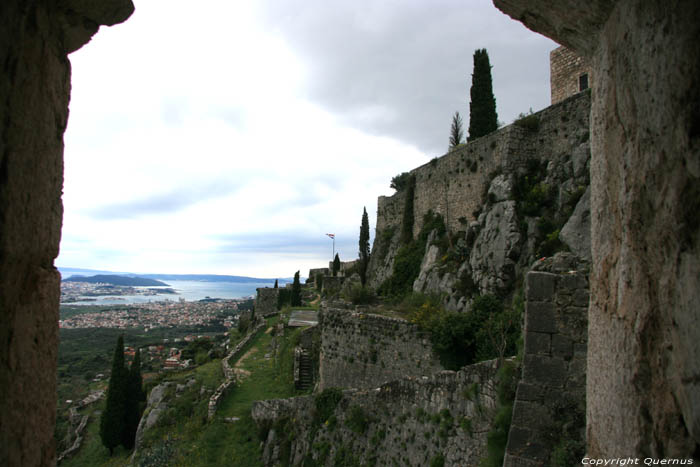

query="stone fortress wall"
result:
[375,90,591,240]
[318,304,443,391]
[505,255,589,466]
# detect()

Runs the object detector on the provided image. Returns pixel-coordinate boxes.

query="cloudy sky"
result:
[57,0,557,278]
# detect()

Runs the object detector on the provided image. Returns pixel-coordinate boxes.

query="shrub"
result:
[514,109,540,132]
[313,388,343,426]
[343,284,376,305]
[390,172,411,191]
[346,406,370,434]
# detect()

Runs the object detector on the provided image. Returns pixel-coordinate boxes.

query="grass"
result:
[61,315,303,467]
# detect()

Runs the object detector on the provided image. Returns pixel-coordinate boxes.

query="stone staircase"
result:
[294,347,313,391]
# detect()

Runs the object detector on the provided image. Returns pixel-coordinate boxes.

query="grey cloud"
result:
[88,179,238,219]
[259,0,556,155]
[215,231,357,258]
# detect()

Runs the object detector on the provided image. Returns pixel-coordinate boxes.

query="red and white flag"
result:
[326,233,335,239]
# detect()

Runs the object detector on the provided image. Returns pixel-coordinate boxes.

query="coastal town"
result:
[60,280,177,303]
[59,298,247,330]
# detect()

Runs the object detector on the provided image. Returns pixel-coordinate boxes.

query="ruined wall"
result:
[256,287,279,317]
[318,306,443,391]
[550,46,591,105]
[253,360,499,467]
[505,255,588,466]
[0,2,133,465]
[494,0,700,458]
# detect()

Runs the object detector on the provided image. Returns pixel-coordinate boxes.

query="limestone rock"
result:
[560,186,591,261]
[487,173,514,202]
[469,200,521,295]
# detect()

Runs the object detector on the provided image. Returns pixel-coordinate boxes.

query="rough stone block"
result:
[526,272,557,302]
[522,354,568,388]
[573,288,589,307]
[551,334,573,359]
[515,382,543,402]
[524,331,551,355]
[524,301,557,333]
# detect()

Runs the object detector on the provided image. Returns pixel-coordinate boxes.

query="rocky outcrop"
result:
[494,0,700,457]
[0,2,132,466]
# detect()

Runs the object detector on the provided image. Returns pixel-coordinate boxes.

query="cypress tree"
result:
[100,335,127,455]
[122,348,145,450]
[274,279,278,288]
[449,111,464,148]
[359,207,370,285]
[332,253,340,277]
[291,271,302,306]
[468,49,498,141]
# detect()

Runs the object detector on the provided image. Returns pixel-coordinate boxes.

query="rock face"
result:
[0,2,132,465]
[494,0,700,457]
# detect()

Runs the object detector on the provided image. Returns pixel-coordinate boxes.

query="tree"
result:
[274,279,278,289]
[100,335,127,455]
[291,271,302,306]
[468,49,498,141]
[332,253,340,277]
[358,207,370,285]
[390,172,411,191]
[123,348,145,449]
[449,111,464,148]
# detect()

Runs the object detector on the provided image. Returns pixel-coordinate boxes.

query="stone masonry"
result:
[550,46,591,105]
[318,305,443,391]
[253,359,500,467]
[256,287,280,317]
[504,256,589,466]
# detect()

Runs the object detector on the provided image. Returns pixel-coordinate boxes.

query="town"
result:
[59,298,246,330]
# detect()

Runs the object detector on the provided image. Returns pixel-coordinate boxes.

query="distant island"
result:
[63,275,169,287]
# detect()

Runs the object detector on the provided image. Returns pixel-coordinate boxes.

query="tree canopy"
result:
[468,49,498,141]
[291,271,302,306]
[449,111,464,148]
[359,207,370,285]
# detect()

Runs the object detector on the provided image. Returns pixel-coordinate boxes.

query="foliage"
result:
[343,283,376,305]
[450,111,464,148]
[380,211,446,300]
[278,288,292,309]
[313,388,343,427]
[123,348,145,449]
[481,361,518,467]
[430,453,446,467]
[181,337,214,361]
[291,271,302,307]
[548,397,586,466]
[390,172,411,191]
[358,207,370,285]
[400,174,417,245]
[514,108,540,131]
[100,335,127,455]
[332,254,340,277]
[274,279,278,288]
[468,48,498,141]
[345,405,370,434]
[314,272,324,292]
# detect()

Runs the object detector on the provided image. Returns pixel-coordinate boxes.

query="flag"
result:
[326,233,335,239]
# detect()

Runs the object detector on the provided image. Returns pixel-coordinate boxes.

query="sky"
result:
[57,0,557,278]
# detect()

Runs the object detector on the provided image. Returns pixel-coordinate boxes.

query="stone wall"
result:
[550,46,591,105]
[318,305,443,391]
[253,359,500,467]
[494,0,700,457]
[0,2,133,465]
[368,91,591,290]
[504,255,588,466]
[256,287,279,317]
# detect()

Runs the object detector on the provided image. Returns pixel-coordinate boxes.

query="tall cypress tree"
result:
[122,348,145,450]
[359,207,370,285]
[449,111,464,148]
[468,49,498,141]
[291,271,302,306]
[100,335,127,455]
[274,279,278,289]
[332,253,340,277]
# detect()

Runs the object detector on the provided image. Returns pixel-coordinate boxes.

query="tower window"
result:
[579,73,589,91]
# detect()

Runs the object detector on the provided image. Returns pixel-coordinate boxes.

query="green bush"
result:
[390,172,412,191]
[346,406,370,434]
[430,453,445,467]
[343,284,376,305]
[481,361,518,467]
[514,110,540,132]
[313,388,343,427]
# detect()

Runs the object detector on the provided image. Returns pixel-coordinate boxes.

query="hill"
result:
[63,275,169,287]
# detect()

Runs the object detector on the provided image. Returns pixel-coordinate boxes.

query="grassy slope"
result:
[60,315,303,467]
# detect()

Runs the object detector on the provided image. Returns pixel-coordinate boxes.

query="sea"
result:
[62,280,275,306]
